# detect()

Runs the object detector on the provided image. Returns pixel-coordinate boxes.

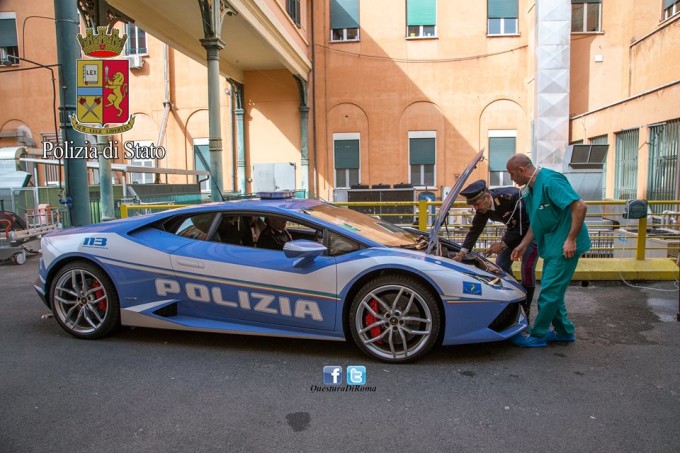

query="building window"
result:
[488,132,516,186]
[664,0,680,20]
[330,0,359,42]
[488,0,518,36]
[125,23,147,55]
[287,0,301,28]
[647,120,679,213]
[589,135,608,199]
[409,132,435,187]
[129,141,154,184]
[0,13,19,64]
[614,129,639,200]
[334,134,360,188]
[406,0,436,38]
[194,140,211,193]
[571,0,602,33]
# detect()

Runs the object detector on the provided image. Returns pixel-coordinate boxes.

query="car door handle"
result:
[176,258,205,269]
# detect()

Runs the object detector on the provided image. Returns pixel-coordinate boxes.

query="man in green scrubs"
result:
[506,154,591,348]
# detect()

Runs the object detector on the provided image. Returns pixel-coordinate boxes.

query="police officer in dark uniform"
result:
[453,180,538,320]
[256,216,293,250]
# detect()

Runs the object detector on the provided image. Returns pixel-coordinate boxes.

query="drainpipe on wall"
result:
[155,43,171,183]
[310,0,318,199]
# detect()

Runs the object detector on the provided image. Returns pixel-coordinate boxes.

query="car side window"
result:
[173,213,217,241]
[328,232,361,256]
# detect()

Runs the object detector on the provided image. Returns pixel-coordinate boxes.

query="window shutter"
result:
[335,140,360,169]
[0,19,18,47]
[489,137,516,171]
[407,0,436,26]
[410,138,435,165]
[488,0,518,19]
[572,0,602,3]
[331,0,359,29]
[663,0,676,9]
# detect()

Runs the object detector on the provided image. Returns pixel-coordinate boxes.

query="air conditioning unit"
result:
[127,54,144,70]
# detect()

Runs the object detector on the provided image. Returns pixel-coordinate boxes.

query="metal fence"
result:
[118,199,680,261]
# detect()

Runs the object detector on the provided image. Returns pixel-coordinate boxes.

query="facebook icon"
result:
[323,366,343,385]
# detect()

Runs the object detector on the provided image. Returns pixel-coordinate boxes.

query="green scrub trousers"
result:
[530,254,579,338]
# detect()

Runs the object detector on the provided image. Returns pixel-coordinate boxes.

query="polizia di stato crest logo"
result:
[70,26,135,135]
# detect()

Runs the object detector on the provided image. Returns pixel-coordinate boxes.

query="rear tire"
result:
[49,261,120,339]
[349,275,441,363]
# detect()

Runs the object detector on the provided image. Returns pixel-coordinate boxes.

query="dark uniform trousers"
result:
[461,187,538,319]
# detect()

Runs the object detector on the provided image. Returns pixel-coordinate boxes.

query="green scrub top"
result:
[524,168,591,260]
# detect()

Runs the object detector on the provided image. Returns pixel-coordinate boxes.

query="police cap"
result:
[460,180,488,204]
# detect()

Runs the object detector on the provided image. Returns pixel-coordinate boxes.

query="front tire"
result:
[349,275,441,363]
[49,261,120,339]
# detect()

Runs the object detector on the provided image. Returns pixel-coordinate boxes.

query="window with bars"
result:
[0,13,19,64]
[330,0,359,42]
[571,0,602,33]
[334,136,360,188]
[406,0,437,38]
[287,0,301,28]
[647,120,679,213]
[409,132,435,187]
[489,135,516,186]
[125,23,147,55]
[614,129,639,200]
[488,0,518,36]
[589,135,608,198]
[664,0,679,20]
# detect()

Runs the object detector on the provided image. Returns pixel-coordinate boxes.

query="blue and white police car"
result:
[34,151,526,363]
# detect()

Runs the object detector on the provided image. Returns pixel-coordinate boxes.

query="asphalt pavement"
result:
[1,252,679,452]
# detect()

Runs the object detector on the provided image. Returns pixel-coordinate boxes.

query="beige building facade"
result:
[1,0,678,207]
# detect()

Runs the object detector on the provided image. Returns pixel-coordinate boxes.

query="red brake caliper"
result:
[93,280,107,312]
[364,299,383,344]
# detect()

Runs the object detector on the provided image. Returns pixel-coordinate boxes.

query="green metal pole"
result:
[235,107,246,194]
[199,37,225,201]
[299,105,309,197]
[97,135,114,221]
[54,0,91,226]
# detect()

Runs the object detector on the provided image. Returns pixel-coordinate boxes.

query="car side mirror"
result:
[283,240,327,266]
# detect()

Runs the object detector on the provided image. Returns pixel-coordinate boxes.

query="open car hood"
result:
[426,149,485,253]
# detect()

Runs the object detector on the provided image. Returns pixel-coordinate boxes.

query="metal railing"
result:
[118,199,680,261]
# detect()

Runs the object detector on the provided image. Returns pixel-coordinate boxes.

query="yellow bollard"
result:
[635,216,647,260]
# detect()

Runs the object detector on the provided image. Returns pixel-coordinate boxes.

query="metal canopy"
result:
[106,0,312,82]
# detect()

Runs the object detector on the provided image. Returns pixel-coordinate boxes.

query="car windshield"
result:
[302,204,418,248]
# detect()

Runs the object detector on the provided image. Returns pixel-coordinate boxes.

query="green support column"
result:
[294,76,309,196]
[198,0,237,201]
[97,136,114,221]
[235,107,246,194]
[228,78,246,195]
[54,0,90,226]
[200,38,225,201]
